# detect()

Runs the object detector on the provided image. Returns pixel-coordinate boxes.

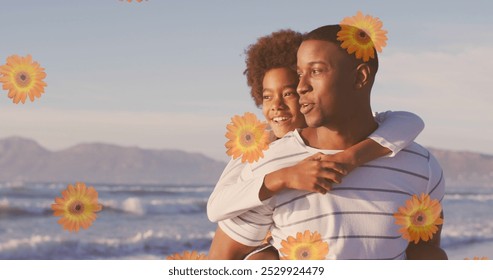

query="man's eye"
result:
[297,72,303,78]
[312,69,322,75]
[263,95,271,100]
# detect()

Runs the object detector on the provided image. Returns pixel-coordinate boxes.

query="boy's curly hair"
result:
[244,29,302,107]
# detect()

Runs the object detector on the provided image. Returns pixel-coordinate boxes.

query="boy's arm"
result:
[308,110,425,173]
[208,155,348,221]
[207,158,267,222]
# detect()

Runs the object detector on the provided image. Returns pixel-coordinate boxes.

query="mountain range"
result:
[0,137,225,185]
[0,137,491,187]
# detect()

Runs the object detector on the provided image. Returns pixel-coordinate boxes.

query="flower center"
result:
[295,246,312,260]
[15,71,31,87]
[239,131,255,147]
[412,211,427,226]
[354,28,372,45]
[69,200,85,215]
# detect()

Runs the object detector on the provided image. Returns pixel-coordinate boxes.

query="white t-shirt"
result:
[218,129,444,260]
[207,111,425,222]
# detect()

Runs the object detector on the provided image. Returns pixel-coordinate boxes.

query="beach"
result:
[0,182,491,259]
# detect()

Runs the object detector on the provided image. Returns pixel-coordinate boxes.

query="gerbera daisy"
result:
[393,193,443,244]
[279,230,329,260]
[166,250,207,260]
[0,54,47,104]
[225,112,269,163]
[51,182,102,232]
[337,11,388,62]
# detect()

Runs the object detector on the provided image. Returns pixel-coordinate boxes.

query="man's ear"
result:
[354,63,371,89]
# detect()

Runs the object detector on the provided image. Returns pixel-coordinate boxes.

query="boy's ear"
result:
[355,63,371,89]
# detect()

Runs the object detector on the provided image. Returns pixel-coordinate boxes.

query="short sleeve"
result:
[370,111,425,157]
[218,205,274,247]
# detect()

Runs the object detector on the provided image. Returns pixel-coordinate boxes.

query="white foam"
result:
[445,193,493,202]
[0,235,58,252]
[0,198,9,208]
[122,197,145,215]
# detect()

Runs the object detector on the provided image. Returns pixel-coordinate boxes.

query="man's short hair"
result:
[303,24,379,75]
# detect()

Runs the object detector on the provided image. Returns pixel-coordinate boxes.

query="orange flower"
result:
[0,54,47,104]
[166,250,207,260]
[225,112,269,163]
[51,182,102,232]
[464,256,489,260]
[279,230,329,260]
[393,193,443,244]
[337,11,388,62]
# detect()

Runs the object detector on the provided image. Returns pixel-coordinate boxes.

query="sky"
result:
[0,0,492,162]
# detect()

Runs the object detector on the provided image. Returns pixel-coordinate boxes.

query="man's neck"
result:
[301,112,378,150]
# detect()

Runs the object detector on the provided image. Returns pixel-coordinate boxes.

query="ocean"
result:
[0,182,491,260]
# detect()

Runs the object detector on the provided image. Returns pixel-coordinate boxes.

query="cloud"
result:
[373,47,493,154]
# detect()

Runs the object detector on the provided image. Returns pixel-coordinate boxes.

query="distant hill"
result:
[428,147,493,187]
[0,137,491,187]
[0,137,226,185]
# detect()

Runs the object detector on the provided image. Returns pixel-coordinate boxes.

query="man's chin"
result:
[305,119,322,128]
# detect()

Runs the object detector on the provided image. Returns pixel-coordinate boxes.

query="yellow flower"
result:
[464,256,489,260]
[279,230,329,260]
[166,250,208,260]
[51,182,102,232]
[225,112,269,163]
[337,11,388,62]
[0,54,47,104]
[393,193,443,244]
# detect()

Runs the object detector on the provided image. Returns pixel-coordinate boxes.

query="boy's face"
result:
[262,67,307,138]
[296,40,356,128]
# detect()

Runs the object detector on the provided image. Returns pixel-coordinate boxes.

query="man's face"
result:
[296,40,356,128]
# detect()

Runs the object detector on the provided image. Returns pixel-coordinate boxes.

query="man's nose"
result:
[297,75,311,95]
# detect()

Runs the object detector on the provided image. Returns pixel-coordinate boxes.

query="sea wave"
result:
[444,193,493,202]
[0,230,214,259]
[99,197,208,215]
[0,182,213,194]
[76,185,213,195]
[0,196,208,217]
[0,198,52,217]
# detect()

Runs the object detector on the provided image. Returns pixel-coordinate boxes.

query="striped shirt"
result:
[219,129,445,260]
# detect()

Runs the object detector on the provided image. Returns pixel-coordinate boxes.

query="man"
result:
[209,24,446,260]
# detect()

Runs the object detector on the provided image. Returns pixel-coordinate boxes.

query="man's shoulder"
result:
[397,142,433,161]
[374,142,443,176]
